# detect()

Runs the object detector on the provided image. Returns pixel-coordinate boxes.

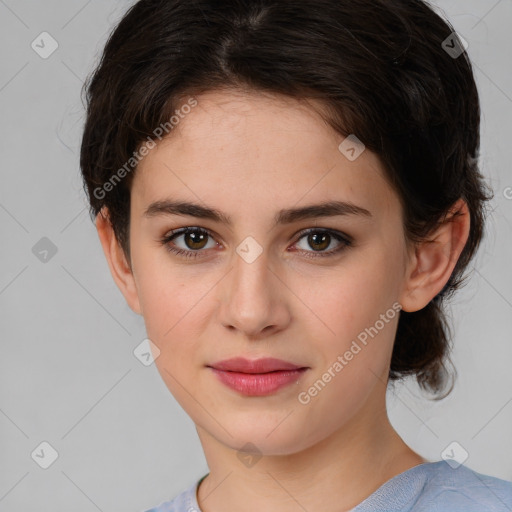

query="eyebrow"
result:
[143,198,372,226]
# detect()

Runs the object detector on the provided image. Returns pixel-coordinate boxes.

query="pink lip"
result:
[210,357,303,373]
[207,357,309,396]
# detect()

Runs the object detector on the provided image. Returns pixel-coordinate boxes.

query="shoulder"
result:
[412,461,512,511]
[353,460,512,512]
[142,477,202,512]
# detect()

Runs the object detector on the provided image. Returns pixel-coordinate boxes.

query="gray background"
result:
[0,0,511,510]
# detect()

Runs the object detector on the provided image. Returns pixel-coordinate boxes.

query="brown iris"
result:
[307,232,331,251]
[184,230,209,250]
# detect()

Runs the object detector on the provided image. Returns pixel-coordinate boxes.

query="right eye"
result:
[160,227,220,259]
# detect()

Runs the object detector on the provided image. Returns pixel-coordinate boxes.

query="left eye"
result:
[293,229,348,254]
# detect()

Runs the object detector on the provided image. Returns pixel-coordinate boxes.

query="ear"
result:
[95,207,142,315]
[399,198,471,312]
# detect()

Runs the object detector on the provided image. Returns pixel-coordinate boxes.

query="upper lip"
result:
[208,357,305,373]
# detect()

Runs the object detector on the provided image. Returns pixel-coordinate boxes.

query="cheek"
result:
[140,272,207,404]
[302,249,401,396]
[134,261,217,384]
[134,254,206,338]
[314,256,399,339]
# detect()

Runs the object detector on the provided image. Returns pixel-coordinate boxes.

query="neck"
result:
[195,395,426,512]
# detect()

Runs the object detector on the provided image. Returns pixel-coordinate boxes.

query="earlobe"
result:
[399,199,470,313]
[95,207,142,315]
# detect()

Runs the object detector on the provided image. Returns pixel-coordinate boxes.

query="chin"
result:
[213,423,320,457]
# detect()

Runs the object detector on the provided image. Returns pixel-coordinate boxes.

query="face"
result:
[119,89,416,455]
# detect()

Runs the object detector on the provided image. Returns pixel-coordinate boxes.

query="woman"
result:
[80,0,512,510]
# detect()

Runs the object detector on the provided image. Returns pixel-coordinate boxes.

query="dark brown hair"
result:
[80,0,493,398]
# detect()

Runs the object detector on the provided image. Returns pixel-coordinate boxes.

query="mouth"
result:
[207,357,309,396]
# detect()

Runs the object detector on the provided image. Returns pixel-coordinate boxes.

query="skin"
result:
[96,88,470,512]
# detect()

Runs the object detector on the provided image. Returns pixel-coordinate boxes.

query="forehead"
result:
[132,89,398,222]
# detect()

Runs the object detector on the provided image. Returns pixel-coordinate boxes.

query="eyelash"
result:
[159,227,352,260]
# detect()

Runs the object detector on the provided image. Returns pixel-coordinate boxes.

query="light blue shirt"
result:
[144,460,512,511]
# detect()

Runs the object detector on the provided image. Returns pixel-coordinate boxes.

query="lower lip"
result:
[209,368,308,396]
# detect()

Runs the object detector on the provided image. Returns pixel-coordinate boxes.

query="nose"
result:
[218,245,291,339]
